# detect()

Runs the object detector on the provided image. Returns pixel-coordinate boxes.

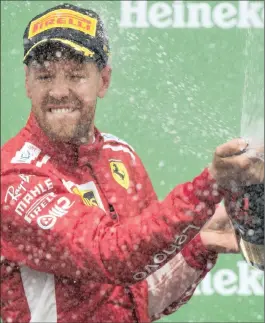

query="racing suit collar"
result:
[25,112,104,167]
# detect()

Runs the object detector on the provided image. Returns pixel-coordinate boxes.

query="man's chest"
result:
[50,150,144,221]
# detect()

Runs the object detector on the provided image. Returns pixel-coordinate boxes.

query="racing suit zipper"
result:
[85,163,118,220]
[86,164,139,322]
[125,287,139,323]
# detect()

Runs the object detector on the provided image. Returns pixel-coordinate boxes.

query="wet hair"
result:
[25,42,105,70]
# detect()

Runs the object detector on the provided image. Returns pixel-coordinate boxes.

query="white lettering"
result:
[33,206,42,216]
[172,1,185,28]
[175,234,188,245]
[38,184,47,193]
[237,261,264,295]
[183,224,201,233]
[133,223,201,280]
[4,174,34,204]
[13,181,55,219]
[24,192,57,223]
[39,198,49,209]
[119,0,264,29]
[194,272,215,295]
[57,196,74,209]
[148,2,172,28]
[213,269,238,296]
[133,272,147,280]
[163,243,179,255]
[24,215,32,224]
[213,3,237,29]
[145,264,160,274]
[18,174,31,183]
[195,260,264,296]
[44,179,53,191]
[120,0,149,28]
[186,2,213,28]
[153,253,168,264]
[26,205,40,222]
[15,201,28,216]
[37,215,57,230]
[23,193,34,204]
[37,197,75,229]
[5,183,27,203]
[30,185,41,197]
[48,204,67,218]
[238,1,264,28]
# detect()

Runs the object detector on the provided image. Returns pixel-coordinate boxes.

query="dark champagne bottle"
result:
[224,184,264,271]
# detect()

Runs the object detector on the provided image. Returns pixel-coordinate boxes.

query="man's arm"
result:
[146,205,240,321]
[146,233,217,321]
[200,204,240,253]
[1,158,222,285]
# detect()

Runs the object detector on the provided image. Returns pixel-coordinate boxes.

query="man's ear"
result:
[24,65,31,99]
[97,65,112,98]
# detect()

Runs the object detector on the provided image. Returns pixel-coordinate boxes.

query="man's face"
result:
[25,54,111,144]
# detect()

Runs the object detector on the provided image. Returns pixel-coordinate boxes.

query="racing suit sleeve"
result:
[1,161,223,285]
[147,233,218,321]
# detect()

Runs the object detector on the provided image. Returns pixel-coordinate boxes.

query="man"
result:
[1,3,263,323]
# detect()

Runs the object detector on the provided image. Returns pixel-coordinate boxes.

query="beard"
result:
[41,117,94,144]
[33,98,96,145]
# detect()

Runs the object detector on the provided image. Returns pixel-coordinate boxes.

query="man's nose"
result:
[49,78,70,99]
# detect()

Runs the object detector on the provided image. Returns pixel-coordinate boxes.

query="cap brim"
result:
[23,38,95,63]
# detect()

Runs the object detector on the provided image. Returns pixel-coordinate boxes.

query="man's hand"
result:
[209,138,264,189]
[200,205,240,253]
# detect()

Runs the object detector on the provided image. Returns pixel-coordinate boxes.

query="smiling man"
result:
[25,44,108,145]
[1,3,263,323]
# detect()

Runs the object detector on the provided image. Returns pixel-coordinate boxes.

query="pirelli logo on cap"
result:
[28,9,98,39]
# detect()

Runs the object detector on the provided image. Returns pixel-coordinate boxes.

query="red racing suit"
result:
[1,113,222,323]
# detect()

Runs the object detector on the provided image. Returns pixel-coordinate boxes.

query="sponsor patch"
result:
[37,196,75,230]
[11,142,41,164]
[24,192,57,224]
[72,187,99,207]
[110,160,129,190]
[4,174,32,203]
[62,180,105,211]
[133,224,201,281]
[28,9,98,38]
[15,179,54,216]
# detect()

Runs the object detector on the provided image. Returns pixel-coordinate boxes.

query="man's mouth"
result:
[49,108,75,114]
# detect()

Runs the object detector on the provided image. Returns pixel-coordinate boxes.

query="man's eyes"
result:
[36,74,86,80]
[69,74,86,79]
[37,75,52,80]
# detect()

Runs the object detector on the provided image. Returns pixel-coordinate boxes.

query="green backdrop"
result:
[1,1,264,322]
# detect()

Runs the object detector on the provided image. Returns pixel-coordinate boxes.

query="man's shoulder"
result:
[101,132,135,152]
[1,130,37,171]
[100,132,138,163]
[2,132,24,156]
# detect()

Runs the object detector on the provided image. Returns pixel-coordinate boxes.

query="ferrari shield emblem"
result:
[110,161,129,190]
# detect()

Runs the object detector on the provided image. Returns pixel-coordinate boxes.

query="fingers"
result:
[215,138,249,158]
[245,147,265,161]
[200,231,240,253]
[220,154,251,170]
[203,205,234,232]
[211,138,264,189]
[213,153,251,176]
